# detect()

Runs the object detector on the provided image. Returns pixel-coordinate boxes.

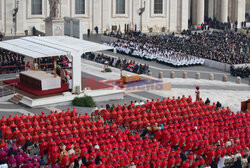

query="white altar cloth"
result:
[20,70,61,90]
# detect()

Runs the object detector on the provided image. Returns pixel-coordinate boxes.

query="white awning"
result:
[0,36,113,58]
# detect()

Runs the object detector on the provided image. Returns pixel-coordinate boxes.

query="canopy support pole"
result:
[71,51,82,93]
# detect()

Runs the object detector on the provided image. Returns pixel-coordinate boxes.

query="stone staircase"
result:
[9,94,23,104]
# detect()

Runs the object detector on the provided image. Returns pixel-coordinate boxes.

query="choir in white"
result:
[107,40,205,67]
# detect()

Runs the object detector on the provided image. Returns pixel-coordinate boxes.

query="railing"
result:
[0,65,25,74]
[0,81,16,97]
[0,62,71,74]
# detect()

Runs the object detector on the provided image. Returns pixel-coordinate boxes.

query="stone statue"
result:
[49,0,60,19]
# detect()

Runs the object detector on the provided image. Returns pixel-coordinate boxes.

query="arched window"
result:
[75,0,85,14]
[154,0,163,14]
[116,0,125,14]
[31,0,42,15]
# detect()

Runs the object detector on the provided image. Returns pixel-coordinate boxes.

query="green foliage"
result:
[105,68,112,72]
[73,96,96,107]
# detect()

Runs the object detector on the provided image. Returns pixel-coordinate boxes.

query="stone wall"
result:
[0,0,246,36]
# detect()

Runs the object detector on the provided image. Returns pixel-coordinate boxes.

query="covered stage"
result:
[0,36,125,107]
[4,76,114,97]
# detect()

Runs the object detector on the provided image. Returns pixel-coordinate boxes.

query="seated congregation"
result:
[230,66,250,78]
[106,30,249,67]
[0,48,70,74]
[0,95,249,168]
[84,53,150,74]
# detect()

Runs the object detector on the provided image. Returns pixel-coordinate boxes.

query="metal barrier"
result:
[0,62,71,74]
[0,80,16,97]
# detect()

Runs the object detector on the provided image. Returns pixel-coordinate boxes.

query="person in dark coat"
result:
[234,157,242,168]
[210,160,218,168]
[205,98,210,105]
[22,138,33,153]
[87,29,91,37]
[81,155,88,167]
[73,158,79,168]
[95,155,101,165]
[94,26,99,34]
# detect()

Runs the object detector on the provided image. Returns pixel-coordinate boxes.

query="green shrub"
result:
[73,96,96,107]
[105,68,112,72]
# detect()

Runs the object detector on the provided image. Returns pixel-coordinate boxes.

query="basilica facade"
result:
[0,0,246,36]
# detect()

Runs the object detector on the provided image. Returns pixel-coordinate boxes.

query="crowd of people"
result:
[0,49,25,73]
[230,66,250,78]
[106,30,249,67]
[0,143,43,168]
[108,40,205,68]
[0,48,70,73]
[84,53,150,74]
[0,95,249,168]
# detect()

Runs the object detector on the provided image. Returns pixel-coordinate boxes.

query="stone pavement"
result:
[80,60,249,112]
[0,35,249,118]
[99,50,249,84]
[82,34,248,84]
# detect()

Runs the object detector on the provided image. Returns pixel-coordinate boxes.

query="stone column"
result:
[192,0,197,24]
[93,0,102,32]
[169,0,178,32]
[215,0,221,20]
[236,0,246,26]
[192,0,205,25]
[0,0,2,31]
[208,0,214,19]
[228,0,232,20]
[220,0,228,23]
[197,0,205,24]
[231,0,246,26]
[181,0,189,30]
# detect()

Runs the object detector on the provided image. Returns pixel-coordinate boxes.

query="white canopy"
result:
[0,36,113,58]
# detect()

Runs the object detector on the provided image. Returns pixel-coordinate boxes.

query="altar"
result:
[20,70,61,91]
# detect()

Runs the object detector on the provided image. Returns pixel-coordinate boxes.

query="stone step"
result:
[15,94,23,99]
[9,94,23,104]
[9,98,19,104]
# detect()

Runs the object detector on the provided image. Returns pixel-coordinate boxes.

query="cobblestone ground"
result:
[0,34,249,117]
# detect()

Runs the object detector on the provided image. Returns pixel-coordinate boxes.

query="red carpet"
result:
[4,79,69,96]
[82,77,114,90]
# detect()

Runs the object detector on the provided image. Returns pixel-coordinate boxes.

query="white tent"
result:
[0,36,113,93]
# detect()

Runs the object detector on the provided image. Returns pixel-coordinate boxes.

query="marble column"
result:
[214,0,220,20]
[208,0,214,19]
[0,0,2,32]
[181,0,189,30]
[231,0,246,27]
[228,0,232,20]
[220,0,228,23]
[192,0,205,25]
[236,0,246,25]
[169,0,178,32]
[197,0,205,24]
